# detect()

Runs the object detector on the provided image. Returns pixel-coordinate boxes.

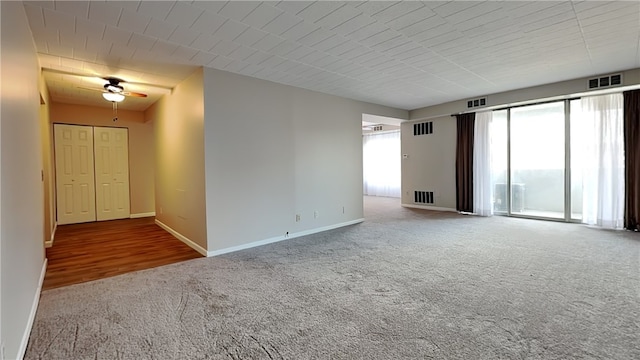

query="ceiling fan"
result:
[42,68,172,102]
[82,77,148,102]
[42,67,173,122]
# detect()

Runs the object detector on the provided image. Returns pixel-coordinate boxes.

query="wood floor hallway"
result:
[43,217,202,290]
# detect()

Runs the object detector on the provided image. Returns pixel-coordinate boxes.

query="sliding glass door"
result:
[489,95,624,225]
[510,102,565,219]
[490,101,566,220]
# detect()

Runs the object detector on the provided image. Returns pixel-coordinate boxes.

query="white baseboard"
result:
[207,218,365,257]
[130,212,156,219]
[45,222,57,248]
[401,203,457,212]
[156,218,365,258]
[17,258,47,360]
[155,219,207,257]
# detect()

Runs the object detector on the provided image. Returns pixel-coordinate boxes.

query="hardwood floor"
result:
[44,217,202,290]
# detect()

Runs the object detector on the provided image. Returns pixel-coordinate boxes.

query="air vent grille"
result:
[611,74,622,86]
[414,191,434,204]
[373,125,383,131]
[467,97,487,108]
[588,73,622,89]
[413,121,433,136]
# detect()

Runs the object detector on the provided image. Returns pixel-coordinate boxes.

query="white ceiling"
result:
[23,1,640,111]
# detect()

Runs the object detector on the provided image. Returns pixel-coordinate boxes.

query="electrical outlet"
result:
[295,214,300,222]
[314,211,319,219]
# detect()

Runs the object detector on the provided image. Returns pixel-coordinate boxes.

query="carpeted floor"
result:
[26,196,640,359]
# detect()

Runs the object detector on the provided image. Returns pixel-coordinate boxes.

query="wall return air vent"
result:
[588,74,622,89]
[414,191,434,204]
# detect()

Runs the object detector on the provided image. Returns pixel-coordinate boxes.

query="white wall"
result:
[145,68,207,252]
[39,85,54,246]
[403,68,640,212]
[401,116,457,210]
[0,2,46,359]
[203,68,407,253]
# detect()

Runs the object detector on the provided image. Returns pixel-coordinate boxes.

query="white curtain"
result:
[473,111,493,216]
[363,130,401,198]
[577,93,625,229]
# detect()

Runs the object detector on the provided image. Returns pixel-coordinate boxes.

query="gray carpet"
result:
[26,196,640,359]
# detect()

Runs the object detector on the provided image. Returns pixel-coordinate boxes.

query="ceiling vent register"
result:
[467,97,487,108]
[588,74,622,89]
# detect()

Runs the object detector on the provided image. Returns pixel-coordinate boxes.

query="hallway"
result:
[44,217,202,289]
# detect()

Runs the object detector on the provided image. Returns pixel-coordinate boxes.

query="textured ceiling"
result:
[23,1,640,111]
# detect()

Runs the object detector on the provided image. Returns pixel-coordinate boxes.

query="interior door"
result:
[94,127,131,221]
[54,124,96,225]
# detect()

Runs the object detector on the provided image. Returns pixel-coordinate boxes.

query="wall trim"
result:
[17,258,47,360]
[155,219,207,257]
[402,203,457,212]
[44,222,57,248]
[130,212,156,219]
[208,218,365,257]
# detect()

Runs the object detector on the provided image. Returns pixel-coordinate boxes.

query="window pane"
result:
[491,110,508,213]
[510,102,565,218]
[363,131,401,198]
[569,99,583,220]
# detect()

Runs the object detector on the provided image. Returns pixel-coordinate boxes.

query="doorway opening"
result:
[362,114,403,199]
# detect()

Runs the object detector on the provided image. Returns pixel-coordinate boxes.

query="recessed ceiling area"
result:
[363,113,403,126]
[23,1,640,111]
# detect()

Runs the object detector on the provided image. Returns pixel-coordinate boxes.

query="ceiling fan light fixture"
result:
[104,83,124,93]
[102,92,125,102]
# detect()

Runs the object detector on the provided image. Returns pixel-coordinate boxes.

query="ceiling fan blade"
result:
[77,86,105,92]
[43,67,172,91]
[123,91,148,98]
[122,80,173,90]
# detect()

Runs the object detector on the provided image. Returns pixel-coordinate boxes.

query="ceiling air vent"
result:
[467,97,487,108]
[588,73,622,89]
[611,74,622,86]
[413,121,433,136]
[363,124,383,131]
